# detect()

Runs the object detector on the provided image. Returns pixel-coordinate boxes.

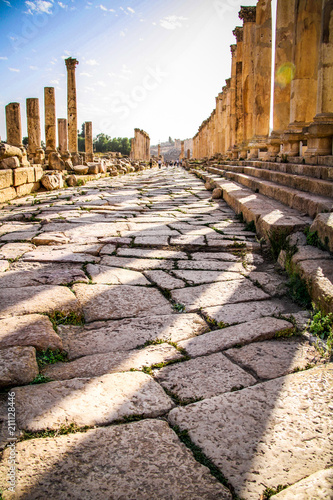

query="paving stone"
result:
[202,299,300,326]
[0,420,232,500]
[172,270,245,285]
[247,271,289,297]
[272,468,333,499]
[0,242,35,260]
[134,235,170,246]
[0,262,89,287]
[168,365,333,500]
[170,234,206,246]
[0,285,81,319]
[191,252,240,261]
[0,230,39,241]
[0,223,38,236]
[155,352,256,401]
[86,264,149,285]
[43,343,183,380]
[171,279,269,311]
[0,314,62,351]
[0,346,38,387]
[13,371,174,431]
[225,339,322,380]
[21,247,99,263]
[40,221,129,242]
[292,245,332,264]
[101,255,175,270]
[117,248,188,259]
[0,260,9,272]
[73,283,174,322]
[144,270,186,289]
[59,313,209,359]
[31,232,70,245]
[176,260,250,273]
[179,317,293,357]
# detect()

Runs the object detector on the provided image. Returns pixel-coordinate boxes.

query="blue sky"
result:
[0,0,269,145]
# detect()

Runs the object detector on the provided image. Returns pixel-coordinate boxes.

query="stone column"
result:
[44,87,56,154]
[5,102,22,147]
[180,140,185,159]
[158,144,161,157]
[58,118,69,157]
[248,0,272,158]
[65,57,79,155]
[305,0,333,157]
[265,0,295,159]
[187,149,190,159]
[282,0,321,156]
[224,79,232,156]
[85,121,93,162]
[233,26,244,158]
[26,98,42,163]
[229,44,237,156]
[239,6,256,158]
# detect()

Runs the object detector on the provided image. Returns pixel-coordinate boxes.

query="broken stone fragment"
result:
[0,346,39,387]
[212,187,223,199]
[0,156,20,169]
[41,173,64,191]
[66,174,77,186]
[73,165,89,175]
[48,152,65,171]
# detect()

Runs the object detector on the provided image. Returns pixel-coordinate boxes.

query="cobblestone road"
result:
[0,167,332,499]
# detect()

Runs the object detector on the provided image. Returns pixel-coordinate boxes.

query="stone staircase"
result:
[187,159,333,314]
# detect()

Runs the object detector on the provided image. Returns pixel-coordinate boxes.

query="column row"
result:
[130,129,150,160]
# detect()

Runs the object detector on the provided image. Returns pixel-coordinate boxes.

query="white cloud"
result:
[58,2,67,9]
[2,0,12,6]
[109,8,115,12]
[0,56,8,60]
[86,59,99,66]
[29,65,38,70]
[25,0,54,15]
[127,7,134,14]
[99,4,107,11]
[80,72,92,77]
[159,15,188,30]
[50,79,59,84]
[9,67,20,72]
[120,30,126,37]
[97,81,106,87]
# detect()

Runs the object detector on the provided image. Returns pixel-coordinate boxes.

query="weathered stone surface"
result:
[0,285,81,319]
[31,232,70,245]
[73,165,89,175]
[155,352,256,401]
[171,280,269,311]
[134,235,170,246]
[170,234,206,246]
[0,346,38,387]
[73,283,174,322]
[212,187,223,199]
[176,260,249,273]
[144,270,186,289]
[0,314,62,351]
[172,270,244,285]
[59,313,209,359]
[41,173,64,191]
[179,317,293,357]
[0,229,38,242]
[310,212,333,253]
[191,252,240,261]
[294,258,333,314]
[247,271,288,296]
[48,152,65,171]
[292,245,332,264]
[202,299,299,326]
[101,255,175,270]
[0,420,232,499]
[86,264,149,285]
[13,372,174,431]
[0,262,88,287]
[43,343,183,380]
[225,339,321,380]
[22,247,99,263]
[66,174,78,186]
[0,243,34,260]
[0,260,9,272]
[168,365,333,500]
[273,468,333,499]
[117,248,188,259]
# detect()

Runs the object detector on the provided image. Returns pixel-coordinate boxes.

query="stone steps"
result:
[207,166,333,218]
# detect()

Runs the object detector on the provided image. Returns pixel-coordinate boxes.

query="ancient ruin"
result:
[0,1,332,499]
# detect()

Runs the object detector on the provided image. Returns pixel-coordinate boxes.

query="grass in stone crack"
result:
[171,425,237,496]
[309,309,333,356]
[36,349,68,369]
[30,374,53,385]
[286,273,311,308]
[48,311,84,331]
[21,423,91,441]
[260,485,288,499]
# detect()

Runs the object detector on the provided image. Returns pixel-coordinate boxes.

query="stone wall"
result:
[193,0,333,165]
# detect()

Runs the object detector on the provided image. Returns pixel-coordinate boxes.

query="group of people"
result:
[156,159,184,169]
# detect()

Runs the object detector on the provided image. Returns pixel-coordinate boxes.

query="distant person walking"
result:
[158,159,162,169]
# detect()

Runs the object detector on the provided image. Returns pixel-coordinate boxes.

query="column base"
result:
[304,116,333,157]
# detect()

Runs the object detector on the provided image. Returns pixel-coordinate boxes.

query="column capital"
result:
[230,44,237,55]
[65,57,79,70]
[232,26,243,42]
[239,6,256,23]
